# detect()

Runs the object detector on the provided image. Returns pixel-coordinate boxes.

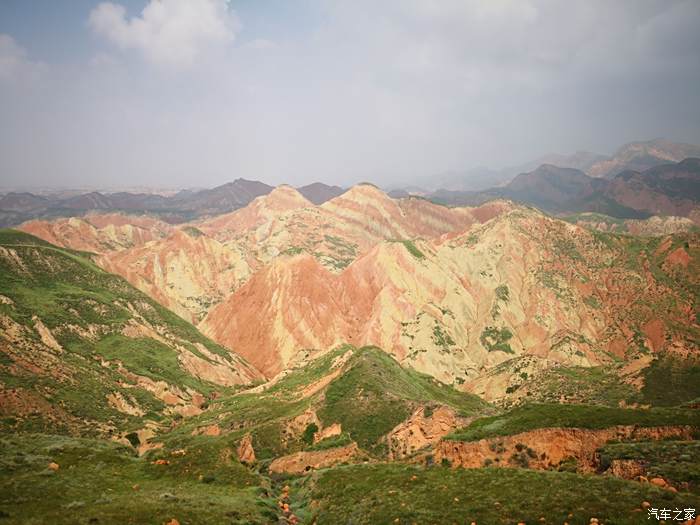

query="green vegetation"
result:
[307,433,353,452]
[0,229,248,434]
[302,463,699,525]
[445,403,700,442]
[479,326,514,353]
[94,335,213,393]
[494,284,510,302]
[317,347,487,454]
[527,366,638,407]
[400,239,425,259]
[0,434,271,525]
[641,356,700,407]
[431,322,455,351]
[598,440,700,493]
[181,226,204,237]
[302,423,319,446]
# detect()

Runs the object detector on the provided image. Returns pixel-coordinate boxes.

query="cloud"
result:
[88,0,238,69]
[0,34,44,81]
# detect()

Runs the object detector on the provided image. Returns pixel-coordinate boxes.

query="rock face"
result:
[435,425,695,472]
[201,205,699,398]
[99,228,252,324]
[315,423,342,443]
[268,443,359,475]
[608,459,646,480]
[237,434,256,464]
[387,406,468,460]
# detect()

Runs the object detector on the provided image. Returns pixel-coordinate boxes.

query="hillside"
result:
[23,186,506,325]
[0,230,261,439]
[202,205,700,403]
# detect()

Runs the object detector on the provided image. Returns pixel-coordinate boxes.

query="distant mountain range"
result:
[430,157,700,222]
[402,138,700,193]
[3,138,699,228]
[0,179,346,227]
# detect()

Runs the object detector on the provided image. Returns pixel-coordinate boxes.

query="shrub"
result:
[302,423,319,446]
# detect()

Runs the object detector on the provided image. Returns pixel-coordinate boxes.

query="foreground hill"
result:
[0,230,261,439]
[2,344,698,524]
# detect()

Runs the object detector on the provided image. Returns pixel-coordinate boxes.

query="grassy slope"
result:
[598,440,700,494]
[446,403,700,442]
[0,229,253,434]
[301,463,700,525]
[159,346,488,460]
[316,347,487,454]
[0,434,274,525]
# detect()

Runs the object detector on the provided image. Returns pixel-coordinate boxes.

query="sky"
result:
[1,0,700,189]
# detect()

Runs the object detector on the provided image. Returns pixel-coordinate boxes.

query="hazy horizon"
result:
[2,0,700,190]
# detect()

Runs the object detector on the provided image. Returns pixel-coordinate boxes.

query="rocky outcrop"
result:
[315,423,342,443]
[387,406,469,460]
[608,459,646,480]
[268,443,359,475]
[436,425,695,472]
[237,434,256,464]
[191,424,221,437]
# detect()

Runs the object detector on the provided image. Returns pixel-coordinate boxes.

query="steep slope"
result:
[201,206,699,402]
[171,178,274,215]
[0,229,261,437]
[98,227,253,324]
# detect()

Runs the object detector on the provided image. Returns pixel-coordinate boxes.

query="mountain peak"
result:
[261,184,313,210]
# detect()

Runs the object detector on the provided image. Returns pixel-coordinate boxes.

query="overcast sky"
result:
[1,0,700,189]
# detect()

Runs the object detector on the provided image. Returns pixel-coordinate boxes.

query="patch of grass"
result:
[431,322,455,351]
[307,433,353,452]
[527,366,638,407]
[304,463,700,524]
[598,440,700,493]
[0,433,269,525]
[641,355,700,407]
[479,326,514,353]
[400,240,425,259]
[181,226,204,238]
[445,403,700,442]
[495,284,510,302]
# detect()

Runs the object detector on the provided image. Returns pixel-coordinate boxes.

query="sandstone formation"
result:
[387,406,469,460]
[237,434,256,464]
[435,425,695,472]
[268,442,359,475]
